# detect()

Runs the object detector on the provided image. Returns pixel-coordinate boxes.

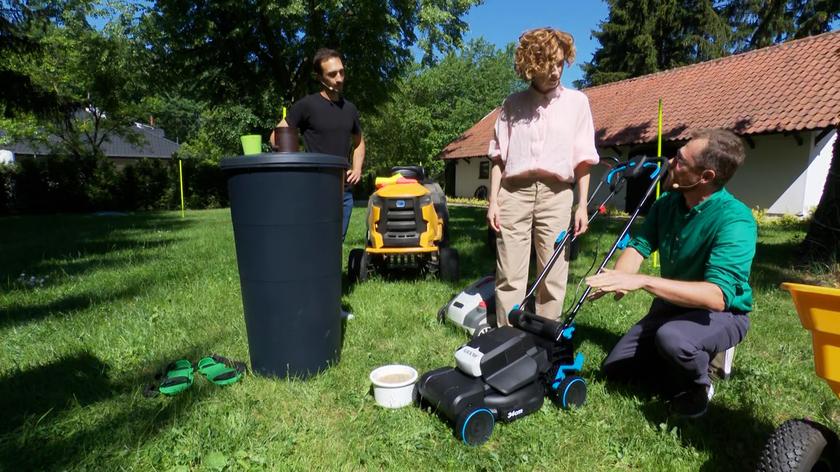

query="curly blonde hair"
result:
[514,28,576,81]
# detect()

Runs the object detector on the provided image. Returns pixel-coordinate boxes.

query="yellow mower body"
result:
[366,182,443,254]
[347,166,458,282]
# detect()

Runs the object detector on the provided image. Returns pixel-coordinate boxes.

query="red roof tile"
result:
[441,30,840,159]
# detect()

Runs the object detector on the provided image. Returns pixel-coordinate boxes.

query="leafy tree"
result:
[3,1,149,160]
[138,94,204,144]
[140,0,482,121]
[725,0,840,50]
[579,0,730,87]
[364,39,522,177]
[0,1,159,211]
[579,0,838,87]
[0,0,64,116]
[176,105,264,162]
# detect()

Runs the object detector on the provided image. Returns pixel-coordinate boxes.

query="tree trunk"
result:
[799,125,840,262]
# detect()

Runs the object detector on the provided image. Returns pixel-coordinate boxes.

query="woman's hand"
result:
[487,201,501,233]
[573,205,589,236]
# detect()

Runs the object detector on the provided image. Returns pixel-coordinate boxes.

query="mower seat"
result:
[391,166,427,183]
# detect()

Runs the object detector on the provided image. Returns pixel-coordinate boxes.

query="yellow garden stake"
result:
[652,99,663,268]
[282,106,287,122]
[179,159,185,218]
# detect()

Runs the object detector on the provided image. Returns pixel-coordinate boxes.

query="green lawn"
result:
[1,208,837,471]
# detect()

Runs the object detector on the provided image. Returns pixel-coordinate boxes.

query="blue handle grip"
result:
[642,161,662,179]
[606,162,631,185]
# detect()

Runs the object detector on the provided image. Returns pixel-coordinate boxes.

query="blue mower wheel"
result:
[552,375,587,409]
[455,407,495,446]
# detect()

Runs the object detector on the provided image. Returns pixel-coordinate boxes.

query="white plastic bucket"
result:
[369,364,418,408]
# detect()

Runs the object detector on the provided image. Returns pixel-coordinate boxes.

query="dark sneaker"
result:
[669,384,714,418]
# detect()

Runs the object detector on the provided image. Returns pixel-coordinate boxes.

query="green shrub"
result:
[120,159,173,210]
[4,155,227,214]
[0,163,16,215]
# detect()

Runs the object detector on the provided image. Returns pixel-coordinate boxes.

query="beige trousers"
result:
[495,177,573,326]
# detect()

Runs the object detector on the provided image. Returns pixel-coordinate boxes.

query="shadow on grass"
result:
[640,399,776,471]
[1,279,148,329]
[591,355,776,471]
[574,322,623,356]
[0,213,194,328]
[0,213,194,285]
[751,240,807,291]
[0,338,233,471]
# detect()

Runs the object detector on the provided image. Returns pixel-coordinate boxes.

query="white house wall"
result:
[451,130,833,215]
[803,129,836,215]
[453,158,491,198]
[727,133,812,215]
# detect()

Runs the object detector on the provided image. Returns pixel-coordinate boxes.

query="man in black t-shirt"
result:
[272,48,366,241]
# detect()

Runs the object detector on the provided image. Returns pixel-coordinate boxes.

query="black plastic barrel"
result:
[220,152,348,378]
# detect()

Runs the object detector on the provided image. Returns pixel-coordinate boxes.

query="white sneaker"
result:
[707,383,715,401]
[710,346,735,380]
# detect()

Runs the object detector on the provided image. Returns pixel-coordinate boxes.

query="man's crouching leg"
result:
[654,310,749,418]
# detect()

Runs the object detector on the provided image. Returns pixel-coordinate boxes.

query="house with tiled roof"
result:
[441,30,840,215]
[1,121,180,168]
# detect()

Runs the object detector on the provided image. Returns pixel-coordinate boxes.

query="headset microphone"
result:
[320,80,340,93]
[672,179,703,190]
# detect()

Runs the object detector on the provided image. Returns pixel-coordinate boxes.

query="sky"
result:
[460,0,610,88]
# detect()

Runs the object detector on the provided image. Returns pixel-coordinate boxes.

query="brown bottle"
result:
[272,127,300,152]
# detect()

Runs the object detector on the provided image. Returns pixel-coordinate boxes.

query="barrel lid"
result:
[220,152,349,171]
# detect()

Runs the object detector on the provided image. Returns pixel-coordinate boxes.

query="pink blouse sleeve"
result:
[488,106,508,165]
[573,96,600,167]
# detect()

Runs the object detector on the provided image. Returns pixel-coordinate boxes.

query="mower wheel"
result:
[348,249,369,282]
[439,247,460,282]
[757,419,838,472]
[455,406,495,446]
[550,375,587,409]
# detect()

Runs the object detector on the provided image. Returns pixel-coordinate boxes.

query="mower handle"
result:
[558,156,670,332]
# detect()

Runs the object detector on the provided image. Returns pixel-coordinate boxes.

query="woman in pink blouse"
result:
[487,28,599,326]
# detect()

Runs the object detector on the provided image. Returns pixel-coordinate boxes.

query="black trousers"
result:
[601,299,750,394]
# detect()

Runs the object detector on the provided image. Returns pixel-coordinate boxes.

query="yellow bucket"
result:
[782,282,840,396]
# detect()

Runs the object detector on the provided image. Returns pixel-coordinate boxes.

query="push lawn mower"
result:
[348,166,458,282]
[438,157,622,337]
[418,156,668,445]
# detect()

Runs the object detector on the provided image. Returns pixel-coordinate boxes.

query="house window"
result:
[479,160,490,179]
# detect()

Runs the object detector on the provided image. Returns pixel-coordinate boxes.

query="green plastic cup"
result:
[240,135,262,155]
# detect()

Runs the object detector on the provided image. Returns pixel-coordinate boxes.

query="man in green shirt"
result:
[587,129,757,418]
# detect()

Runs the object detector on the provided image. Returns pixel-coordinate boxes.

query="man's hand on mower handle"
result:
[586,269,645,301]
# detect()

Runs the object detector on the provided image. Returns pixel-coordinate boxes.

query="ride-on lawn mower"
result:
[757,283,840,471]
[347,166,459,282]
[418,156,667,445]
[438,157,621,337]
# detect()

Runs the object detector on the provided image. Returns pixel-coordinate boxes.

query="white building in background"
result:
[440,31,840,216]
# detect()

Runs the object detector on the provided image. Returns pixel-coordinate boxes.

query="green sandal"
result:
[144,359,194,397]
[197,354,246,386]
